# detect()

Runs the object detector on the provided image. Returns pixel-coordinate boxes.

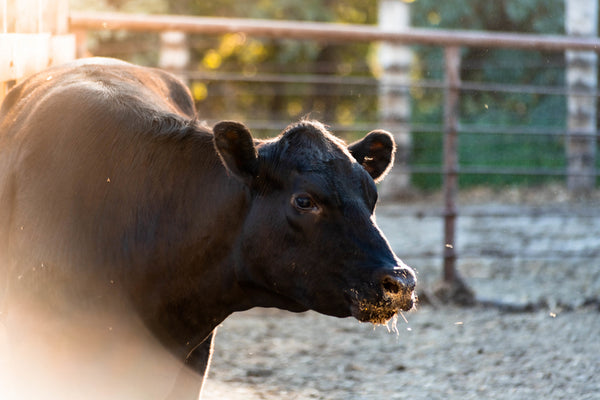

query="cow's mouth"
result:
[349,290,416,325]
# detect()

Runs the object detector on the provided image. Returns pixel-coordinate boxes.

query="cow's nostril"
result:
[382,276,401,294]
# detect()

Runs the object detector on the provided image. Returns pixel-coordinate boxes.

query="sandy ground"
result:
[203,187,600,400]
[204,307,599,400]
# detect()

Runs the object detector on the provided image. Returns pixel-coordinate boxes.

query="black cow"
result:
[0,58,415,399]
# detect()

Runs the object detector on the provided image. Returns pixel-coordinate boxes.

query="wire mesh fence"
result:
[71,12,600,291]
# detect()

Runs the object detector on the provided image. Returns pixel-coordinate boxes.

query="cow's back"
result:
[0,57,195,125]
[0,58,223,304]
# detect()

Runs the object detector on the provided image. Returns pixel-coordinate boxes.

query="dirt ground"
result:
[203,186,600,400]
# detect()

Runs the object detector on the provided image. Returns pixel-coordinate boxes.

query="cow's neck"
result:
[126,172,253,359]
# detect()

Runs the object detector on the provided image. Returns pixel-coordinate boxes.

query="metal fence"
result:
[69,12,600,287]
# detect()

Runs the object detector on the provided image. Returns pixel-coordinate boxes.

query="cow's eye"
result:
[292,194,320,213]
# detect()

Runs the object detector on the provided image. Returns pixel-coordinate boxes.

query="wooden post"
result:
[377,0,412,198]
[1,0,7,34]
[158,31,190,83]
[442,46,460,283]
[565,0,598,194]
[74,28,89,58]
[0,0,74,102]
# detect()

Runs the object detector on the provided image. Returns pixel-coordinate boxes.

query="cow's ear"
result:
[348,130,396,183]
[213,121,258,184]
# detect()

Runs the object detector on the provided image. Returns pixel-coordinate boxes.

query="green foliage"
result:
[410,0,568,189]
[411,0,563,33]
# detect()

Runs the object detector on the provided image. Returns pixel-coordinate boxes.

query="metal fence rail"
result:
[70,11,600,52]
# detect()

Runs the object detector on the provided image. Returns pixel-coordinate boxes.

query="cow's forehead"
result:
[276,120,353,166]
[255,121,376,203]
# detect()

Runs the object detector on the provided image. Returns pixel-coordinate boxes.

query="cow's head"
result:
[213,120,416,324]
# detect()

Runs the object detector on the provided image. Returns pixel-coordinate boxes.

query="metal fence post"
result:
[565,0,598,194]
[442,46,461,283]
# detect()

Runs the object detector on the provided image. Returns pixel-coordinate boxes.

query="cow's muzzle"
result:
[350,265,417,324]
